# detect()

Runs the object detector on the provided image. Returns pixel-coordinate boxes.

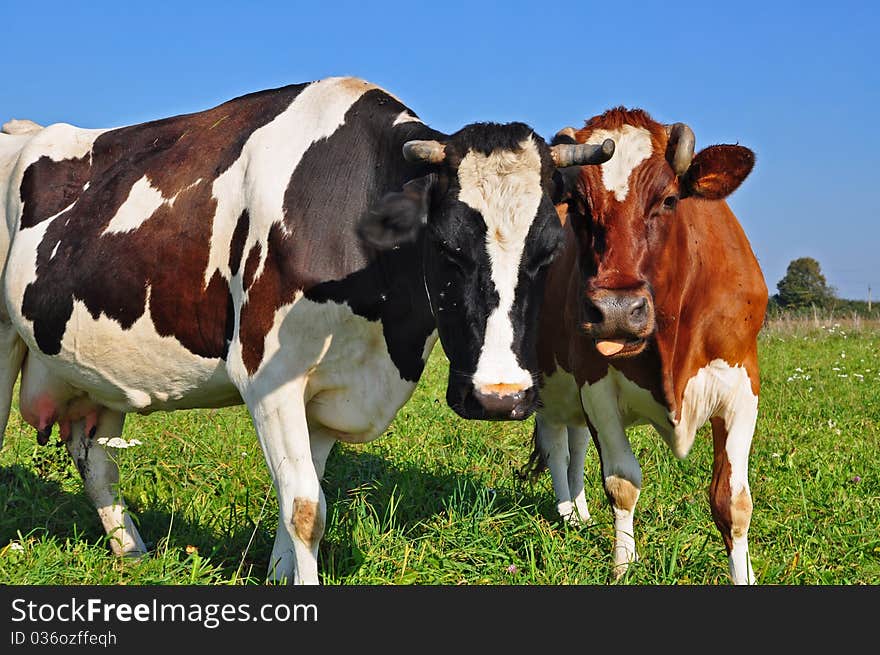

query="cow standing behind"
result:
[527,108,766,584]
[0,77,612,584]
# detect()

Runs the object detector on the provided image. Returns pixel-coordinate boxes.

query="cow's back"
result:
[2,77,434,414]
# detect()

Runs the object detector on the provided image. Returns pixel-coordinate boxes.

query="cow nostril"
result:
[583,299,604,325]
[629,296,647,318]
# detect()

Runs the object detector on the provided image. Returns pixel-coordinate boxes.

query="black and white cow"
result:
[0,77,612,584]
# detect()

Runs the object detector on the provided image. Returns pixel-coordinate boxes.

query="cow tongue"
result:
[595,339,627,356]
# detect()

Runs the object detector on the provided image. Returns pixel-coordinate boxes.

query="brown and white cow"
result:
[0,77,613,584]
[526,108,767,584]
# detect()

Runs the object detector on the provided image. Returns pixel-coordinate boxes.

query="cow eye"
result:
[525,245,560,276]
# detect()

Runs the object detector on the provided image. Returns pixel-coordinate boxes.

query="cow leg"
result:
[244,379,326,585]
[567,426,592,524]
[581,379,642,580]
[266,423,335,585]
[65,411,147,557]
[0,324,26,449]
[534,413,578,523]
[709,408,757,585]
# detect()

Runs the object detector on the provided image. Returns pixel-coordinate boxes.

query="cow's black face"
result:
[359,122,611,421]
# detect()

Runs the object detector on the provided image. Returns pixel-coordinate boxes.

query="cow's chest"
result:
[230,295,439,444]
[304,307,438,443]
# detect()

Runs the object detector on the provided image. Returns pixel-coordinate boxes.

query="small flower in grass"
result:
[851,476,861,483]
[506,564,518,574]
[97,437,143,449]
[9,541,24,553]
[186,545,199,555]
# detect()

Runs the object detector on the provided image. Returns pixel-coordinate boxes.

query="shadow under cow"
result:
[0,442,556,584]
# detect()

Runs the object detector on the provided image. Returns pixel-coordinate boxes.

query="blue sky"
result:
[3,1,877,300]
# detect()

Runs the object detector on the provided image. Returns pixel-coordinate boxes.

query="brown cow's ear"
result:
[680,144,755,200]
[554,202,570,227]
[551,165,583,205]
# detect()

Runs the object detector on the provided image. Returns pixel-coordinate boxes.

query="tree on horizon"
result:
[775,257,836,309]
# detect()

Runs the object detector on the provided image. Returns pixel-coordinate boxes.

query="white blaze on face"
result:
[584,125,653,202]
[457,136,542,392]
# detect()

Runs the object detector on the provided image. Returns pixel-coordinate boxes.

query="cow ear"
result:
[357,174,436,250]
[551,165,583,206]
[680,144,755,200]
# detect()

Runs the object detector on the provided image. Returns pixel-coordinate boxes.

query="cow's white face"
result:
[456,137,543,402]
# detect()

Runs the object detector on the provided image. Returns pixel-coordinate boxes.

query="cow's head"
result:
[358,122,613,420]
[557,108,754,358]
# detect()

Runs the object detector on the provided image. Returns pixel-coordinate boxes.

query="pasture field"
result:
[1,319,878,585]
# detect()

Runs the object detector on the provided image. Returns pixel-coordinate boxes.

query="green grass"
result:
[1,319,878,585]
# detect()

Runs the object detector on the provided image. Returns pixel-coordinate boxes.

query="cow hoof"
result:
[562,512,594,528]
[611,562,630,581]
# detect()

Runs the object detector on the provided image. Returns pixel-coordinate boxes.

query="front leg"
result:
[266,422,336,584]
[243,377,324,585]
[709,404,757,585]
[581,376,642,580]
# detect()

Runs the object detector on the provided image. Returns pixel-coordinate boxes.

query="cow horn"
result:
[664,123,695,176]
[402,140,447,164]
[550,138,615,167]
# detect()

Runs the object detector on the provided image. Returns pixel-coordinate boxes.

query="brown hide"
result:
[539,111,766,421]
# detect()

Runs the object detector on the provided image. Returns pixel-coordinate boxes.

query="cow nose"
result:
[473,384,535,420]
[585,289,653,336]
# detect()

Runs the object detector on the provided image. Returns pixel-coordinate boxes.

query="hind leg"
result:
[534,413,579,523]
[567,426,592,524]
[0,324,26,449]
[65,411,146,556]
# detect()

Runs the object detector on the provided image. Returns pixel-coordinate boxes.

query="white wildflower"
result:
[96,437,143,449]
